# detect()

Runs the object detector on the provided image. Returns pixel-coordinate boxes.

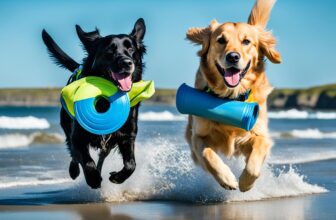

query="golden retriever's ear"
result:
[259,31,281,63]
[186,27,210,56]
[248,0,276,29]
[186,27,209,45]
[186,20,219,56]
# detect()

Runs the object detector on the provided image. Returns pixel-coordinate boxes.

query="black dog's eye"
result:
[242,39,250,45]
[111,43,117,50]
[217,37,226,44]
[128,47,134,53]
[106,44,116,53]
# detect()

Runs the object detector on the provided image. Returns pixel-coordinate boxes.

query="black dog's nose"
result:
[118,58,133,70]
[226,52,240,64]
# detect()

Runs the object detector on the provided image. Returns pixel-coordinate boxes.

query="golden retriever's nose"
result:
[226,52,240,64]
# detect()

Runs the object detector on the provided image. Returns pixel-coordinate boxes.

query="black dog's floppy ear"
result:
[75,24,101,53]
[130,18,146,42]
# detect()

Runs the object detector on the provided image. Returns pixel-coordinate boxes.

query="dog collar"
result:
[203,86,255,102]
[67,65,83,84]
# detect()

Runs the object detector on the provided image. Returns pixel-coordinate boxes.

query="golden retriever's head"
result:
[187,0,281,98]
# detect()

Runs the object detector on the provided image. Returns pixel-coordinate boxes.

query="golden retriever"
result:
[185,0,281,192]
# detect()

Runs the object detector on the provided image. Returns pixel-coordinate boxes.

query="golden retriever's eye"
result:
[242,39,250,45]
[217,37,226,44]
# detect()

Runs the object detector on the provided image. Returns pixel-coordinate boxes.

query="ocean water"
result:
[0,105,335,205]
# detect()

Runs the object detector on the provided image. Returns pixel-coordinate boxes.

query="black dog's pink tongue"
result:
[112,72,132,92]
[224,68,241,87]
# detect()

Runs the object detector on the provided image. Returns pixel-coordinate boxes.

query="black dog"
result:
[42,18,146,189]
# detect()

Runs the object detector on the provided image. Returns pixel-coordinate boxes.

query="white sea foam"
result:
[0,138,327,202]
[269,109,336,119]
[271,128,336,139]
[139,111,185,121]
[0,132,65,149]
[290,129,336,139]
[0,134,32,149]
[313,111,336,119]
[0,116,50,129]
[0,178,71,189]
[57,138,327,203]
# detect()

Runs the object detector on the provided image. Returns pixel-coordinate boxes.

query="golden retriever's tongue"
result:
[112,72,132,92]
[224,68,241,87]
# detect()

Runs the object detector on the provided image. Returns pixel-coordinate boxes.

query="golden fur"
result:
[185,0,281,192]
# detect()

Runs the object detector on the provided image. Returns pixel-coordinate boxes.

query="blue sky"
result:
[0,0,335,89]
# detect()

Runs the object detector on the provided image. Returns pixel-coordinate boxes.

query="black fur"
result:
[42,18,146,189]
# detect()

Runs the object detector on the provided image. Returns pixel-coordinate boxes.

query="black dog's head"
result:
[77,18,146,92]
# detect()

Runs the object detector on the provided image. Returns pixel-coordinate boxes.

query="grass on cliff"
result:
[271,83,336,97]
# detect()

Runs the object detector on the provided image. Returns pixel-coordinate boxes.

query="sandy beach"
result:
[0,192,335,220]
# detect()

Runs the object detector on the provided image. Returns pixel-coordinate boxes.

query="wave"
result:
[269,109,336,119]
[270,151,336,164]
[270,151,336,165]
[271,128,336,139]
[0,178,71,189]
[50,138,326,203]
[139,111,185,121]
[0,116,50,129]
[139,109,336,121]
[0,132,65,149]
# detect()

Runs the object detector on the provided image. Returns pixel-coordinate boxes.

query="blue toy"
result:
[74,91,130,135]
[176,83,259,131]
[61,76,155,135]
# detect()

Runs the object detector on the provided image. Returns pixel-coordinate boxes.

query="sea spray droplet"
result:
[64,137,327,203]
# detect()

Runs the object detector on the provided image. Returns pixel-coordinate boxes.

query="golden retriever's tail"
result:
[248,0,276,29]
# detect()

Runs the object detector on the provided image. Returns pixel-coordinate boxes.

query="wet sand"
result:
[0,192,334,220]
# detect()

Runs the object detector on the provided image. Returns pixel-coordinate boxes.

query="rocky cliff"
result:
[268,84,336,110]
[0,83,335,109]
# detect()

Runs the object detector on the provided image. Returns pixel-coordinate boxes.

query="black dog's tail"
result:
[42,29,80,72]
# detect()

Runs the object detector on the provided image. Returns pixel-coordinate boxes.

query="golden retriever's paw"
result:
[238,168,259,192]
[216,172,238,190]
[246,157,262,178]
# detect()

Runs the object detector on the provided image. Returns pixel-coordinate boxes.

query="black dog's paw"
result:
[109,171,127,184]
[69,160,80,180]
[84,162,102,189]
